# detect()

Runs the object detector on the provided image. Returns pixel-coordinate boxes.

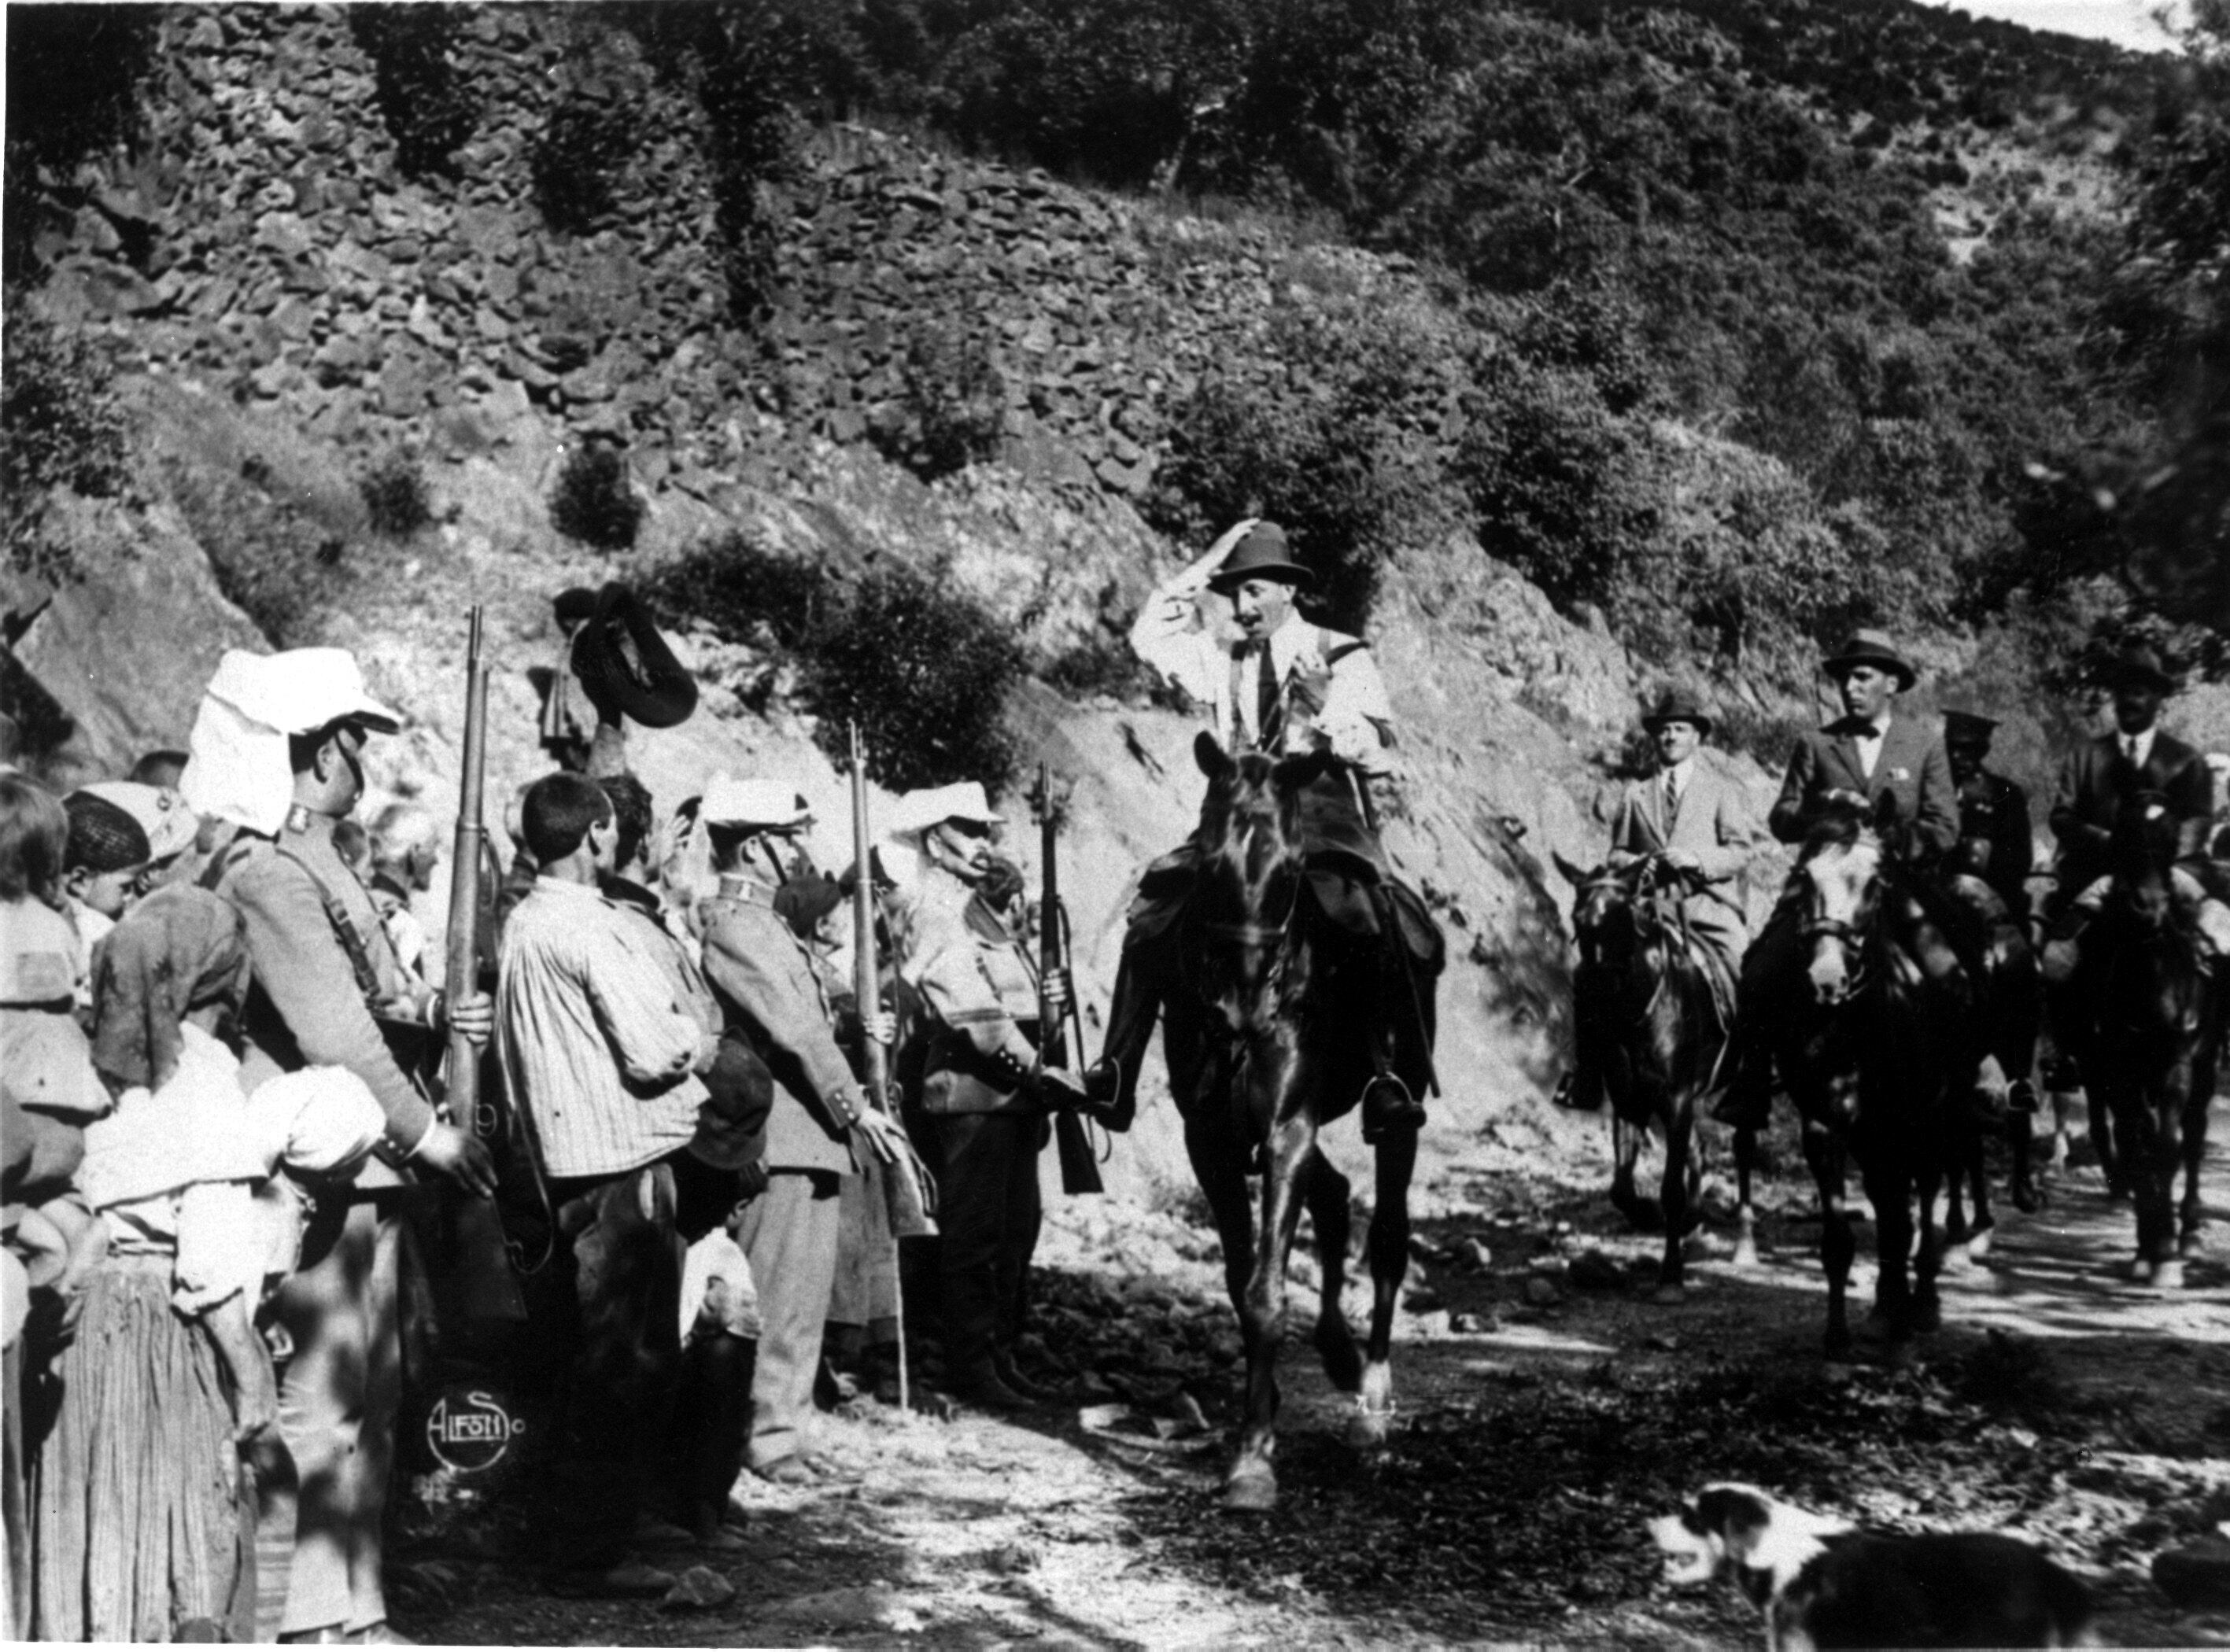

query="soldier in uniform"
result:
[892,785,1084,1412]
[1086,517,1438,1141]
[1943,710,2034,919]
[696,779,906,1484]
[179,647,495,1645]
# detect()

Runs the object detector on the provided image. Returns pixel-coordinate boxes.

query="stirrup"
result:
[1361,1073,1426,1144]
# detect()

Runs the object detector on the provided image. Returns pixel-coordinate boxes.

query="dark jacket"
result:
[1953,769,2034,908]
[1768,716,1959,854]
[2049,728,2212,890]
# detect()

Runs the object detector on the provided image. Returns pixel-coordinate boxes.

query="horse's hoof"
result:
[1853,1307,1898,1348]
[2181,1224,2210,1259]
[1913,1299,1942,1333]
[2127,1256,2157,1285]
[1732,1235,1760,1270]
[1223,1464,1278,1513]
[1314,1325,1363,1395]
[1347,1404,1394,1450]
[1648,1281,1686,1307]
[1965,1227,1992,1263]
[1938,1244,1970,1274]
[2012,1180,2043,1215]
[2154,1258,2188,1292]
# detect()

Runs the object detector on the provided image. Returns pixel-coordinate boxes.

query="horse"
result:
[2056,793,2220,1288]
[1768,797,1980,1357]
[1159,731,1439,1510]
[1938,876,2047,1259]
[1553,851,1757,1296]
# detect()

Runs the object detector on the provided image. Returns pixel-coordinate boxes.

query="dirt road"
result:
[397,1103,2230,1647]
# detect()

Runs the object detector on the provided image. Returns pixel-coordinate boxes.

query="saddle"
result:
[1129,846,1442,969]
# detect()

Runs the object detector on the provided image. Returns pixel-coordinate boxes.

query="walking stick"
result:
[849,721,909,1415]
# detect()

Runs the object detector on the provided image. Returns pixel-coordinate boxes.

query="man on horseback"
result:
[1554,687,1763,1112]
[1945,710,2035,920]
[1715,630,1960,1130]
[2042,644,2230,982]
[1082,516,1438,1143]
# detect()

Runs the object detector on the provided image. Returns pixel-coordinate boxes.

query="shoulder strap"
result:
[1319,626,1366,666]
[271,843,386,1002]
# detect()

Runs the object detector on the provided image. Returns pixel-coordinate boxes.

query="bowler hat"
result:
[570,584,698,729]
[1641,687,1715,736]
[2107,644,2179,694]
[1821,629,1917,692]
[1206,522,1315,594]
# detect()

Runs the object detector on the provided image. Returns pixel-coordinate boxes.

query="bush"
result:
[358,450,431,539]
[870,319,1005,480]
[549,445,644,550]
[2,299,130,582]
[349,5,478,180]
[162,455,345,646]
[530,90,637,235]
[644,533,1023,792]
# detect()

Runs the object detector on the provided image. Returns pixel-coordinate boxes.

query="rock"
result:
[2154,1538,2230,1609]
[659,1565,737,1611]
[1457,1238,1494,1270]
[1449,1310,1496,1333]
[1524,1275,1563,1307]
[1402,1285,1445,1315]
[1569,1250,1626,1292]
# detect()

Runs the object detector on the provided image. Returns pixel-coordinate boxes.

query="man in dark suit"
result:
[1944,709,2034,917]
[1716,630,1959,1129]
[2042,644,2230,980]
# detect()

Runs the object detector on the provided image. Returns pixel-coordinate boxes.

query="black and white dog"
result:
[1650,1482,2098,1649]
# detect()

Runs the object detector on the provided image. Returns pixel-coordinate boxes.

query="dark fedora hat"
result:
[552,586,600,628]
[2106,643,2179,693]
[1821,628,1917,691]
[1941,706,1999,742]
[571,583,698,729]
[1207,521,1315,593]
[1641,686,1715,735]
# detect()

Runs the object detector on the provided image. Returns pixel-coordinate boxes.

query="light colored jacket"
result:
[1607,758,1763,959]
[903,872,1043,1117]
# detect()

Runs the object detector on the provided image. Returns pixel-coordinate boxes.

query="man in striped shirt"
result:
[497,773,722,1598]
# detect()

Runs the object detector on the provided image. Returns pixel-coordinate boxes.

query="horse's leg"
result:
[1941,1136,1971,1250]
[1652,1101,1696,1301]
[1608,1108,1649,1231]
[1225,1106,1313,1511]
[1913,1152,1945,1333]
[2093,1076,2127,1198]
[2180,1066,2213,1259]
[1804,1121,1855,1360]
[1300,1146,1361,1393]
[1860,1147,1914,1344]
[1182,1112,1260,1333]
[1732,1125,1760,1269]
[1962,1108,1996,1261]
[1353,1118,1419,1449]
[2149,1064,2191,1290]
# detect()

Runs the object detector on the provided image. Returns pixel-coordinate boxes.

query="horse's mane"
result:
[1799,798,1876,862]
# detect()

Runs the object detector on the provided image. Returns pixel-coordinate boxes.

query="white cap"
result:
[884,782,1003,839]
[205,648,401,736]
[701,776,812,831]
[75,781,198,862]
[181,647,401,835]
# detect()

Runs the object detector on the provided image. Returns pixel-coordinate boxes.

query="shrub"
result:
[161,455,345,647]
[530,90,637,235]
[870,320,1005,481]
[549,445,644,550]
[644,533,1023,792]
[349,5,478,180]
[358,450,431,539]
[2,300,130,583]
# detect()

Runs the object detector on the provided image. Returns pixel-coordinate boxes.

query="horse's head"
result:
[1797,797,1886,1006]
[1554,851,1643,973]
[2110,788,2181,932]
[1191,731,1331,1028]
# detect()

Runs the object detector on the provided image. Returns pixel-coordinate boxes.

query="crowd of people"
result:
[0,598,1129,1637]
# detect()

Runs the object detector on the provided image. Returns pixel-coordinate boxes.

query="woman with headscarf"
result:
[31,886,382,1643]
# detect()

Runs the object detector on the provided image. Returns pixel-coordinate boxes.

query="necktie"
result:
[1663,772,1682,826]
[1254,641,1282,751]
[2125,735,2140,765]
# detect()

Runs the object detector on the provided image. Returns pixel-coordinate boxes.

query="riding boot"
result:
[1710,1018,1774,1131]
[1361,919,1430,1145]
[1079,946,1155,1133]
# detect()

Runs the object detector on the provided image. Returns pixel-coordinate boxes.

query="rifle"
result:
[850,721,913,1414]
[1036,762,1105,1196]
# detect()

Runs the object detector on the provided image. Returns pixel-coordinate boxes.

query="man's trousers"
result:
[733,1170,841,1471]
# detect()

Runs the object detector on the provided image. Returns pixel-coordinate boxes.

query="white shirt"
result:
[1852,714,1891,780]
[1128,566,1396,772]
[2121,726,2158,769]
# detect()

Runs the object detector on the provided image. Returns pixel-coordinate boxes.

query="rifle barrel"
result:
[445,607,488,1124]
[850,722,890,1104]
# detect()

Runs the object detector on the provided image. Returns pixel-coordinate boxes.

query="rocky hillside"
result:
[2,0,2182,1197]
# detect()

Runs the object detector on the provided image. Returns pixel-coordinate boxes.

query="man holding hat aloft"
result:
[1717,629,1960,1132]
[2042,644,2230,979]
[181,647,497,1645]
[1555,688,1763,1111]
[1094,517,1439,1143]
[891,783,1084,1410]
[696,777,908,1484]
[539,584,698,776]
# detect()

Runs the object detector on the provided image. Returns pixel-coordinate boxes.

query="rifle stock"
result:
[1037,762,1104,1197]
